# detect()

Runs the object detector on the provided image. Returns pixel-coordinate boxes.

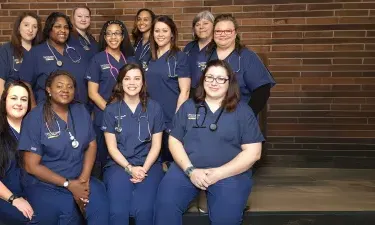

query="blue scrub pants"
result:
[154,163,252,225]
[103,163,164,225]
[94,125,108,172]
[24,177,109,225]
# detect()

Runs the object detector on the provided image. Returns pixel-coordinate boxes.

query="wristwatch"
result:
[63,179,70,188]
[7,194,20,204]
[124,164,132,175]
[184,166,195,177]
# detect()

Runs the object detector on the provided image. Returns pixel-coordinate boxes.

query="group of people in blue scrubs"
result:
[0,7,275,225]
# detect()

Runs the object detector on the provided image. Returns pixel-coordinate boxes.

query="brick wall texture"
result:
[0,0,374,168]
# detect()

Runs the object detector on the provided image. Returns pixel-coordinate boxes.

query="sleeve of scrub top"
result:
[176,51,191,78]
[243,49,275,92]
[101,104,116,134]
[152,102,166,134]
[0,44,10,81]
[18,110,43,155]
[85,56,101,84]
[19,49,37,86]
[238,103,265,145]
[169,101,188,142]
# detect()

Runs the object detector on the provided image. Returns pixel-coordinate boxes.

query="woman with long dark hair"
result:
[18,70,109,225]
[155,60,264,225]
[0,12,42,96]
[102,63,164,225]
[0,81,34,224]
[86,20,135,173]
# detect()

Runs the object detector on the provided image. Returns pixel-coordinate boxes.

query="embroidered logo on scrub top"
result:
[115,115,126,120]
[100,64,110,70]
[188,114,200,120]
[45,131,60,139]
[197,61,207,71]
[101,126,107,130]
[30,147,37,151]
[43,56,55,61]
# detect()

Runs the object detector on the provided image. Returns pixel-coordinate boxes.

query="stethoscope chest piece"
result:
[115,126,122,133]
[209,123,217,131]
[83,46,90,51]
[72,140,79,149]
[56,60,63,67]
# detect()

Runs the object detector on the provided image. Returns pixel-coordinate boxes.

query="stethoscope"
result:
[192,102,224,132]
[167,55,178,78]
[46,41,82,67]
[201,49,241,73]
[105,50,127,81]
[45,107,80,149]
[78,35,91,51]
[115,101,152,142]
[134,39,150,61]
[12,56,22,72]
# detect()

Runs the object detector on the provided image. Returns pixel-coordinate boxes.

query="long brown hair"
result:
[207,14,244,56]
[10,12,43,60]
[194,59,240,112]
[131,8,156,45]
[107,63,148,112]
[150,15,180,60]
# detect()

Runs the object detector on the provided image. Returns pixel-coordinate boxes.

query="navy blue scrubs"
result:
[133,39,151,71]
[154,99,265,225]
[0,127,34,225]
[86,51,135,167]
[19,42,89,105]
[68,32,98,62]
[18,103,109,225]
[101,99,165,225]
[196,48,276,103]
[0,42,25,84]
[183,40,209,89]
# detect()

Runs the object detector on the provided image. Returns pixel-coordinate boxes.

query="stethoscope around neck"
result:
[45,107,80,149]
[46,41,82,67]
[115,101,152,143]
[193,102,224,132]
[134,39,150,61]
[105,50,127,81]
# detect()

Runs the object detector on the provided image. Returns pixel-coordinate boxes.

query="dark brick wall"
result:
[1,0,374,168]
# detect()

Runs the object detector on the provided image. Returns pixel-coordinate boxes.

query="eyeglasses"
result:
[214,29,235,35]
[105,31,123,37]
[204,76,229,84]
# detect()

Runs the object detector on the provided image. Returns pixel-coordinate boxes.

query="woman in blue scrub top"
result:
[198,14,276,116]
[19,12,89,108]
[18,71,109,225]
[183,10,214,94]
[69,6,98,62]
[0,81,34,224]
[155,60,264,225]
[102,63,165,225]
[131,8,155,69]
[0,12,42,96]
[86,20,134,172]
[147,15,191,162]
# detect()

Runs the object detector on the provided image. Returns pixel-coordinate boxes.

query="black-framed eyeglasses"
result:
[204,76,229,84]
[214,29,235,35]
[105,32,123,37]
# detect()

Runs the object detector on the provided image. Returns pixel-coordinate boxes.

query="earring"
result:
[49,93,51,97]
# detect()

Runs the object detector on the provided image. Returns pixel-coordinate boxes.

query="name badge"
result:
[197,61,207,71]
[101,64,110,70]
[43,56,55,61]
[115,115,126,120]
[188,114,200,120]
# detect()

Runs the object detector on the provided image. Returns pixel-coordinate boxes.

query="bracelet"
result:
[125,164,132,175]
[7,194,20,204]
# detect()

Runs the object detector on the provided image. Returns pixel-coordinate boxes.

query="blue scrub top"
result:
[183,40,209,88]
[18,102,95,184]
[134,39,151,71]
[68,32,98,62]
[0,127,23,195]
[170,99,264,168]
[196,48,276,103]
[19,42,90,105]
[85,51,135,126]
[0,42,26,84]
[101,99,165,167]
[145,50,190,129]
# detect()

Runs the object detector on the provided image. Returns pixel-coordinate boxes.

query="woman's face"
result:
[214,20,237,49]
[203,66,229,100]
[122,69,143,98]
[6,86,29,121]
[47,75,75,105]
[137,11,152,34]
[19,16,38,43]
[73,8,91,32]
[49,17,69,45]
[104,24,124,50]
[154,21,172,49]
[194,18,213,40]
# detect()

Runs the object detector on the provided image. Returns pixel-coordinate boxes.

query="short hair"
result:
[194,59,240,112]
[192,11,214,40]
